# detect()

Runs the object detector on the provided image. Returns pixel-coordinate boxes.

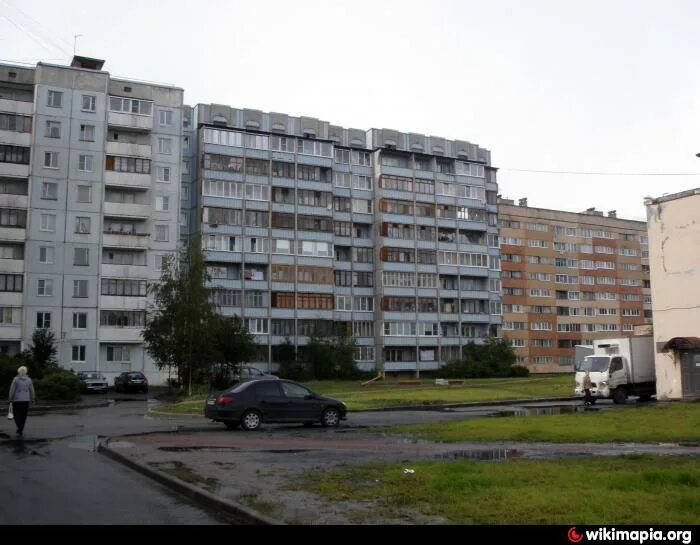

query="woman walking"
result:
[9,366,35,437]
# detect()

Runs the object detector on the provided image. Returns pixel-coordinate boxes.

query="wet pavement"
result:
[1,395,696,524]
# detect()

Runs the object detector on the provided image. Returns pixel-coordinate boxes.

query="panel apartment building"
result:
[0,57,183,380]
[182,104,503,375]
[498,198,651,373]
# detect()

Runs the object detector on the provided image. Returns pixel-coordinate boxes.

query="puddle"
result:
[158,446,241,453]
[107,441,135,449]
[490,406,593,417]
[262,449,318,454]
[434,448,522,461]
[0,439,49,458]
[65,435,100,452]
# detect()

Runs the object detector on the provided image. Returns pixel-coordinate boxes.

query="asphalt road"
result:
[0,398,227,525]
[0,394,656,525]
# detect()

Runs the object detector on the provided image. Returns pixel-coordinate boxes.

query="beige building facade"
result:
[646,189,700,399]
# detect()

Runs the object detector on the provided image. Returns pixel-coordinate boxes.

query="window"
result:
[336,295,352,311]
[271,161,295,178]
[354,346,375,362]
[159,110,173,126]
[36,312,51,329]
[73,280,88,298]
[352,199,372,214]
[75,216,91,234]
[72,345,86,362]
[74,248,89,266]
[45,120,61,138]
[72,312,88,329]
[156,166,171,182]
[155,225,169,242]
[0,145,30,165]
[354,296,374,312]
[37,279,53,296]
[47,90,63,108]
[78,154,94,172]
[77,185,92,203]
[155,196,169,211]
[353,321,374,337]
[81,94,96,112]
[41,182,57,200]
[246,318,269,335]
[0,113,32,133]
[0,274,23,292]
[100,310,146,327]
[40,214,56,232]
[331,148,349,164]
[101,278,147,297]
[158,138,172,155]
[106,345,131,363]
[0,307,20,325]
[44,151,58,168]
[106,155,151,174]
[109,96,153,116]
[39,246,54,264]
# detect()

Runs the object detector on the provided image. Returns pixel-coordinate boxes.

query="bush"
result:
[509,365,530,377]
[35,369,82,402]
[437,337,528,379]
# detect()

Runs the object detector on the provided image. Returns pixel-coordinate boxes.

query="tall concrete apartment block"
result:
[184,104,502,375]
[0,57,183,381]
[498,198,651,373]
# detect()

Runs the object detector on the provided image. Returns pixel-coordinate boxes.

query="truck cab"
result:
[574,336,655,404]
[575,354,629,403]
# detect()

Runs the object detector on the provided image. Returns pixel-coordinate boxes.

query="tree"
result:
[302,325,361,380]
[274,337,301,380]
[210,314,255,388]
[437,336,527,378]
[143,238,251,396]
[24,328,58,379]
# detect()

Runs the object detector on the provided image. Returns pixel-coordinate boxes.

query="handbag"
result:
[7,403,13,420]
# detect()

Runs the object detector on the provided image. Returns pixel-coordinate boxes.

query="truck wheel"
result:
[613,388,627,404]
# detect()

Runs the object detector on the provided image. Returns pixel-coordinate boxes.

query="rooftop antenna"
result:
[73,34,83,56]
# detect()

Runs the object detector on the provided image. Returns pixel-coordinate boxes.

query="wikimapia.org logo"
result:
[567,527,693,544]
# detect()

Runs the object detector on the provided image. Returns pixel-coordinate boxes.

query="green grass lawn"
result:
[293,455,700,524]
[315,375,573,410]
[390,402,700,443]
[154,375,574,414]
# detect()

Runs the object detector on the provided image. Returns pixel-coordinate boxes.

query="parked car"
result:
[76,371,109,394]
[205,378,347,431]
[114,371,149,393]
[212,364,278,385]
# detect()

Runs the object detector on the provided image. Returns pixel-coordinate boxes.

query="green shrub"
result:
[509,365,530,377]
[35,369,82,402]
[437,337,527,378]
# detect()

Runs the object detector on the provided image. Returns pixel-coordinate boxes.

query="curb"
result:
[350,396,580,412]
[98,439,283,525]
[147,396,580,417]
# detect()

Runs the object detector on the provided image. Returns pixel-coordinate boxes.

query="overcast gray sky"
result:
[3,0,700,220]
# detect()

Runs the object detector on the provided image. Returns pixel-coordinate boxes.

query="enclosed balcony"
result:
[108,96,153,132]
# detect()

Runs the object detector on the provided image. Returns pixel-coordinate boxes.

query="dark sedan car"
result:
[205,379,347,431]
[114,371,149,393]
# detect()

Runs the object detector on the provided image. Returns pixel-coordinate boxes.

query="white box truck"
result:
[574,336,656,404]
